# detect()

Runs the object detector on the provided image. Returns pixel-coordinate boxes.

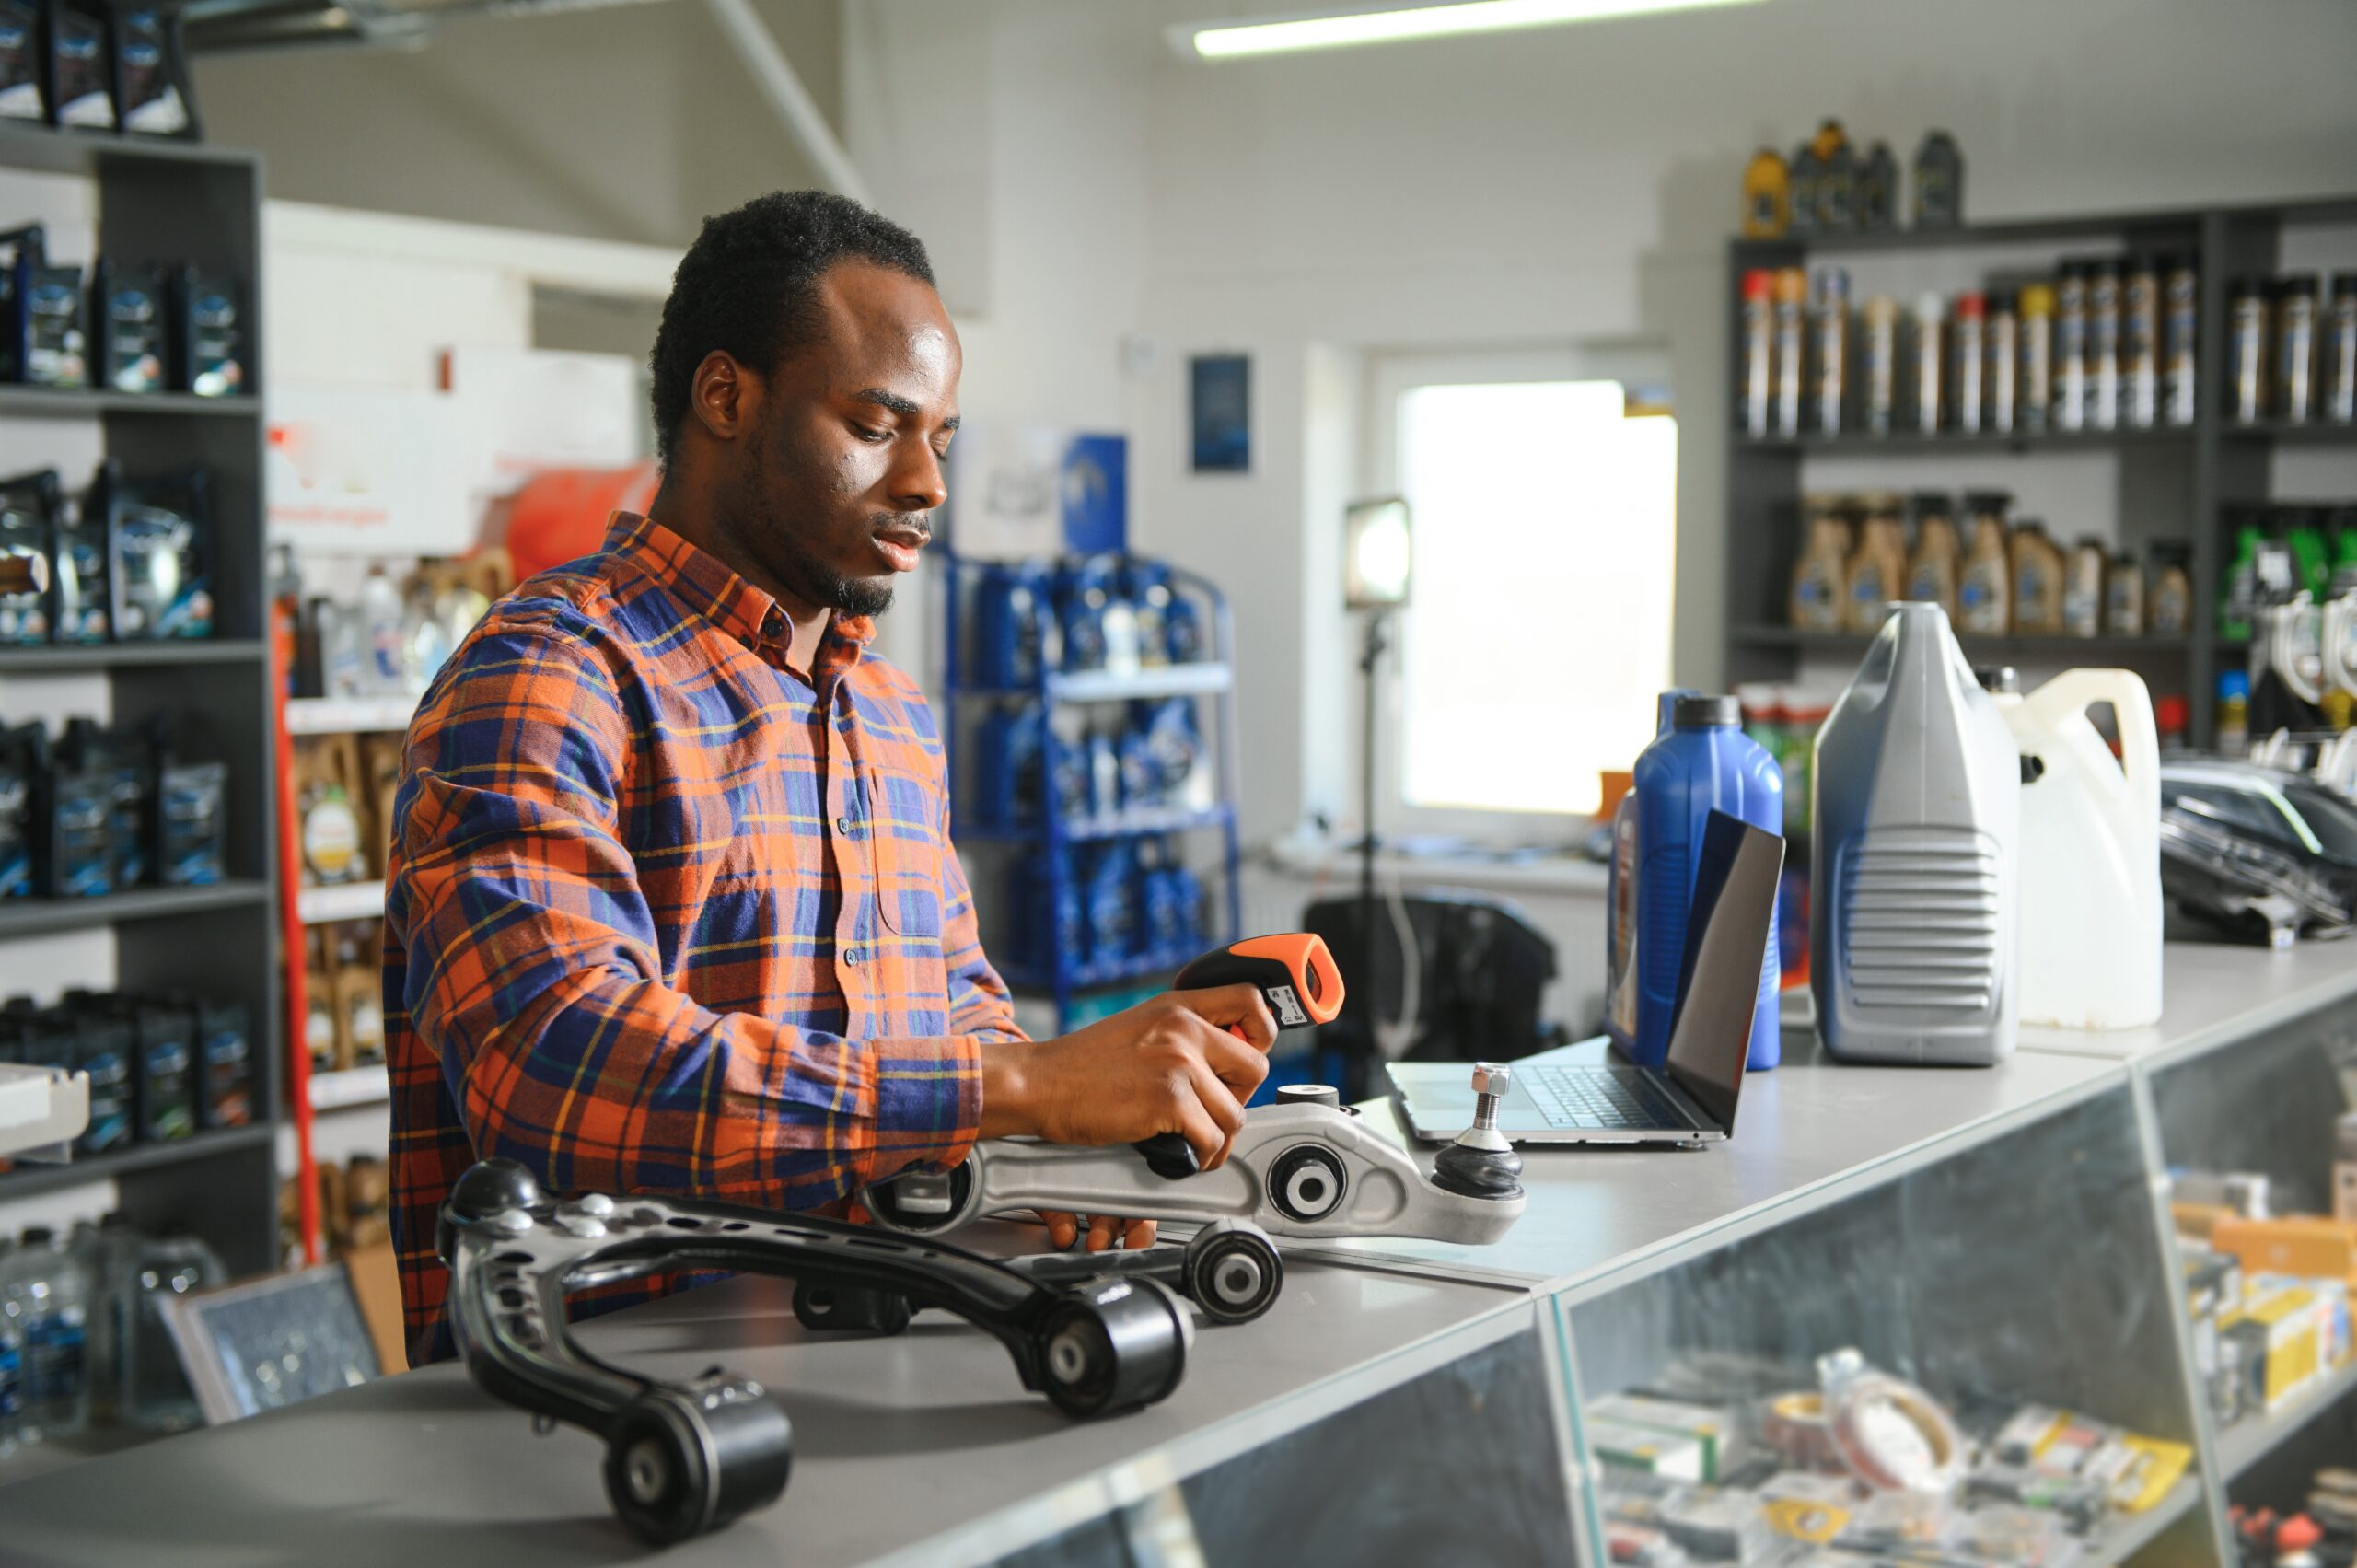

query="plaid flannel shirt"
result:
[386,513,1017,1367]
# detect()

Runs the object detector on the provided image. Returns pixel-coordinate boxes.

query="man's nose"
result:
[889,441,948,515]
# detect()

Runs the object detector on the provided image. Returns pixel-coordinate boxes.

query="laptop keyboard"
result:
[1525,1065,1687,1131]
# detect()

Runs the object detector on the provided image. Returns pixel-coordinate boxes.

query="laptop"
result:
[1387,810,1785,1146]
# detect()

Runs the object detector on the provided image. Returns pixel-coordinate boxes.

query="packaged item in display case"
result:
[296,734,367,886]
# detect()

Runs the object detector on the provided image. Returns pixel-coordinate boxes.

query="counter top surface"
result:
[0,1254,1527,1568]
[2014,938,2357,1065]
[5,939,2349,1563]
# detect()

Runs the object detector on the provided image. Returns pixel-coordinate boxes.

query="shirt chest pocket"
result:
[863,761,945,939]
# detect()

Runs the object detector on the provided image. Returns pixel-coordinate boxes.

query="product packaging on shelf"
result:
[48,479,107,643]
[94,461,213,641]
[0,469,50,645]
[0,0,42,122]
[108,2,196,139]
[0,223,86,389]
[169,265,243,397]
[296,734,368,888]
[42,0,111,129]
[89,259,164,394]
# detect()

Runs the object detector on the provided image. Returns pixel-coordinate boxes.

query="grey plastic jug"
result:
[1810,602,2021,1064]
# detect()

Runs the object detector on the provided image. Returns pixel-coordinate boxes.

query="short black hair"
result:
[649,190,935,469]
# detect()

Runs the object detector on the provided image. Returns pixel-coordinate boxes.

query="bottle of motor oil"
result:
[1856,142,1898,232]
[2062,536,2107,638]
[2151,542,2194,636]
[1957,493,2014,634]
[2011,520,2065,634]
[2087,258,2122,431]
[1787,144,1821,238]
[1632,695,1783,1071]
[1861,294,1898,435]
[1816,129,1855,233]
[1789,496,1852,632]
[1740,149,1790,238]
[1811,603,2020,1065]
[1845,493,1909,633]
[1605,689,1694,1059]
[1909,292,1945,434]
[2326,273,2357,424]
[1905,493,1960,620]
[1910,131,1964,229]
[2105,551,2147,637]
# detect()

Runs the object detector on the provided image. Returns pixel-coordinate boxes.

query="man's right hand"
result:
[977,983,1280,1170]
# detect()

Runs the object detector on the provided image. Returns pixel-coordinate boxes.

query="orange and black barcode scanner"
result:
[1131,934,1348,1178]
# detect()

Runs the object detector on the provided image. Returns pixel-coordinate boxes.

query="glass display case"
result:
[2147,984,2357,1541]
[1558,1082,2213,1568]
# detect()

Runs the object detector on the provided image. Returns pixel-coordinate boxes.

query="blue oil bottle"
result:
[1631,694,1784,1070]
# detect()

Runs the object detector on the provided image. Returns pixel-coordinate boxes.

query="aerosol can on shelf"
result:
[1811,602,2021,1065]
[1985,668,2162,1030]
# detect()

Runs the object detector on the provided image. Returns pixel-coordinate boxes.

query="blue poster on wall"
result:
[944,426,1128,557]
[1190,354,1250,473]
[1060,433,1127,555]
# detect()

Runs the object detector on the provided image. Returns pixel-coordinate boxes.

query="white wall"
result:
[846,0,2357,855]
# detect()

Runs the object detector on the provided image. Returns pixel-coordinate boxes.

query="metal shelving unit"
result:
[939,549,1245,1032]
[0,129,278,1275]
[1725,192,2357,750]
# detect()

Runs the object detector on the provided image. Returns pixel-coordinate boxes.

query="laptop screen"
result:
[1661,811,1786,1137]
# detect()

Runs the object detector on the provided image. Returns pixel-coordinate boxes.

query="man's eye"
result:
[853,424,890,442]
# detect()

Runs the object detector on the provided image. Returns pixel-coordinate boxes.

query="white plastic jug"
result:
[1991,668,2162,1030]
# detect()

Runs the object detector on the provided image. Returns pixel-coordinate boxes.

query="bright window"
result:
[1395,379,1677,818]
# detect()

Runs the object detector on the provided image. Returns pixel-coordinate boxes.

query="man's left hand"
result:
[1041,1211,1156,1251]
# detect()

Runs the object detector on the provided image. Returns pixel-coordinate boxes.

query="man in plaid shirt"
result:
[385,192,1276,1365]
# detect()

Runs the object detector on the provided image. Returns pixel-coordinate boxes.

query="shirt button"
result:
[836,815,855,835]
[843,947,862,967]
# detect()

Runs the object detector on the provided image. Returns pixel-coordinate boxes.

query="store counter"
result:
[4,939,2351,1567]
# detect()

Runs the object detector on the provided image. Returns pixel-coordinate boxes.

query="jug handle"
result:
[2021,668,2159,816]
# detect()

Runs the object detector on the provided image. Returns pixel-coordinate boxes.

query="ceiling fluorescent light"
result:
[1178,0,1765,60]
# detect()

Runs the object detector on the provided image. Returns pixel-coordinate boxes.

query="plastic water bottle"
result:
[1631,695,1785,1071]
[114,1230,224,1433]
[0,1237,21,1454]
[9,1225,93,1440]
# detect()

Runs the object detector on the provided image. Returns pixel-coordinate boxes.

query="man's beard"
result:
[717,428,898,618]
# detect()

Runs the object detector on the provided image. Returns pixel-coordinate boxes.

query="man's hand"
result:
[978,982,1280,1170]
[1039,1212,1157,1252]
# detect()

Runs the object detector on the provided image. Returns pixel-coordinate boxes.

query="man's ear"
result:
[689,351,757,443]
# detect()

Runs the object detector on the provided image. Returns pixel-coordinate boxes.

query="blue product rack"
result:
[940,546,1244,1033]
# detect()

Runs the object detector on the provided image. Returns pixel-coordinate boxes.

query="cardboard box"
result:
[1588,1417,1705,1481]
[2223,1283,2328,1411]
[1588,1392,1744,1481]
[2209,1214,2357,1283]
[338,1237,408,1376]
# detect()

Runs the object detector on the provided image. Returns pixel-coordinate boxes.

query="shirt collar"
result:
[601,511,875,675]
